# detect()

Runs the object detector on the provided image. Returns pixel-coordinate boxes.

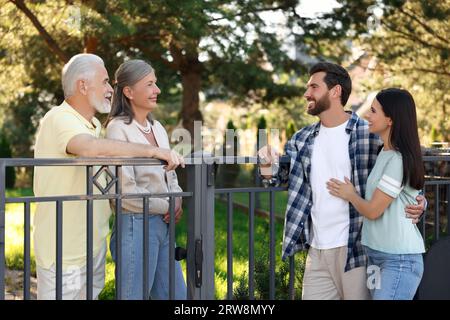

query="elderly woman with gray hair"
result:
[106,59,186,300]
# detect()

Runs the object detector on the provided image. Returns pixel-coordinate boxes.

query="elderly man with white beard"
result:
[33,53,184,300]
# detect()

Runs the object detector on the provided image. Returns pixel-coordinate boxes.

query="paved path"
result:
[5,269,37,300]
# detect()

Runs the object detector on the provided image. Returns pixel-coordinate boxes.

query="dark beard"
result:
[307,93,331,116]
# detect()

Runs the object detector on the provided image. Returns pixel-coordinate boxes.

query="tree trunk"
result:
[180,62,203,149]
[12,0,68,63]
[84,36,98,53]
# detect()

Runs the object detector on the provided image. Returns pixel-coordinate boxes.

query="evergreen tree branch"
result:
[10,0,68,63]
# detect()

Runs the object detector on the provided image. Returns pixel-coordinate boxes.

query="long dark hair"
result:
[106,59,154,126]
[376,88,424,190]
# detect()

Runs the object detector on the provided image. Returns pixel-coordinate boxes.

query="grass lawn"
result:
[230,191,288,218]
[4,188,305,300]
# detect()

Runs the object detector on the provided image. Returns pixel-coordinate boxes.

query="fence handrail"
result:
[0,158,165,167]
[423,155,450,162]
[0,154,448,167]
[0,155,292,167]
[4,192,193,204]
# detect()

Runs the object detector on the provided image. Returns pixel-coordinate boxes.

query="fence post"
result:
[0,160,5,300]
[186,154,215,300]
[447,184,450,236]
[203,161,215,299]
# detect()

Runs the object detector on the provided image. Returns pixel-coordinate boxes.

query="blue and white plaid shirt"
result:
[274,112,382,271]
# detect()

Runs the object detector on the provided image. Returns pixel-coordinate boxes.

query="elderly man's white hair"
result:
[62,53,104,98]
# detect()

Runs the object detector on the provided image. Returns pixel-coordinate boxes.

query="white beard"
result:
[88,93,111,114]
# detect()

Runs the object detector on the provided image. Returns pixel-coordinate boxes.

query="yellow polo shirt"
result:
[33,101,111,269]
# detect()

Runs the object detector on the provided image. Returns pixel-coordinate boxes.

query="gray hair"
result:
[61,53,104,98]
[107,59,154,125]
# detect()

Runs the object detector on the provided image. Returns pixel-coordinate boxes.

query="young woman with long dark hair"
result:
[327,88,425,300]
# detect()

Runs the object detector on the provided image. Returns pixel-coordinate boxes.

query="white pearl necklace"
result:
[133,119,152,134]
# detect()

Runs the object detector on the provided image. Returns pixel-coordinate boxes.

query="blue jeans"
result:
[110,213,187,300]
[364,246,423,300]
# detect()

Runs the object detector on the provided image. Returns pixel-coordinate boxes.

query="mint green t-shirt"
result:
[361,149,425,254]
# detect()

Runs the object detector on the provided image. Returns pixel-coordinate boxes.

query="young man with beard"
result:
[33,53,184,299]
[258,62,425,299]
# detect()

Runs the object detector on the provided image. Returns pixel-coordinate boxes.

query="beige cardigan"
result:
[106,117,183,214]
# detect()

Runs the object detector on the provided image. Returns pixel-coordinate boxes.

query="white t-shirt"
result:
[310,120,351,249]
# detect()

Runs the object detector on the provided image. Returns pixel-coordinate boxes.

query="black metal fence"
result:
[421,154,450,243]
[0,154,449,300]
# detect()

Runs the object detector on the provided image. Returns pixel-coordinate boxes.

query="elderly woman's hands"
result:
[163,197,182,224]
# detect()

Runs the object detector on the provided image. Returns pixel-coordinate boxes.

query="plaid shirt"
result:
[275,112,382,271]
